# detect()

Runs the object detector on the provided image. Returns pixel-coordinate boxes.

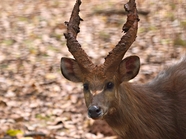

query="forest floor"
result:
[0,0,186,139]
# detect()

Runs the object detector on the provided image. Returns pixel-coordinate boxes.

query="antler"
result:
[103,0,139,73]
[64,0,139,75]
[64,0,94,71]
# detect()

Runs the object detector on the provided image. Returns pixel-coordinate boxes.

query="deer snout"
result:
[88,105,103,119]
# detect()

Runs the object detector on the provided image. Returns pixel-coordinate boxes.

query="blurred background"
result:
[0,0,186,139]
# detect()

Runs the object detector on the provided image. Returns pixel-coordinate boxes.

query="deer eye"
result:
[83,83,89,91]
[106,82,114,90]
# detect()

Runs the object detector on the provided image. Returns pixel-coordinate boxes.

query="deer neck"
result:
[104,83,176,139]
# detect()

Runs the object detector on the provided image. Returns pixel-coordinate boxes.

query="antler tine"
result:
[64,0,94,70]
[104,0,139,72]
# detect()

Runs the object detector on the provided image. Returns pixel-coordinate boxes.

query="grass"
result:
[173,35,186,47]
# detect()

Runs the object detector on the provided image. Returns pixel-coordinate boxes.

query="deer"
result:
[60,0,186,138]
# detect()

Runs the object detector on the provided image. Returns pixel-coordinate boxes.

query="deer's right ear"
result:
[60,57,83,82]
[118,56,140,82]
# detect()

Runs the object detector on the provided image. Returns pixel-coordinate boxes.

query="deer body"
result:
[104,59,186,138]
[60,0,186,138]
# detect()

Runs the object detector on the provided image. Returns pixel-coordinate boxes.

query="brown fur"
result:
[103,58,186,139]
[61,0,186,138]
[61,57,186,139]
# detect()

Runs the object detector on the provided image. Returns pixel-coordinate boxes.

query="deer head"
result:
[61,0,139,119]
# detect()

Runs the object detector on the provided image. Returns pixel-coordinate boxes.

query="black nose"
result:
[88,105,102,119]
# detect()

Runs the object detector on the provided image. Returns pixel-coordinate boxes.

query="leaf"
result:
[6,129,23,137]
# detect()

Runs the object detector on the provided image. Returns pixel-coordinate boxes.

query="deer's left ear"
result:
[61,57,83,82]
[118,56,140,82]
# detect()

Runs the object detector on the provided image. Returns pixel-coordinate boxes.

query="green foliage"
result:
[181,21,186,29]
[35,114,51,121]
[2,39,14,46]
[174,36,186,47]
[6,129,23,136]
[99,31,110,42]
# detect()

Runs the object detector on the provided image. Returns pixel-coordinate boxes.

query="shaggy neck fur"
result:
[83,58,186,139]
[104,83,181,139]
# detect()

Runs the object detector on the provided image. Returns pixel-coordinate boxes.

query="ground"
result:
[0,0,186,139]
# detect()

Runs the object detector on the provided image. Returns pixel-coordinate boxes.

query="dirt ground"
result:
[0,0,186,139]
